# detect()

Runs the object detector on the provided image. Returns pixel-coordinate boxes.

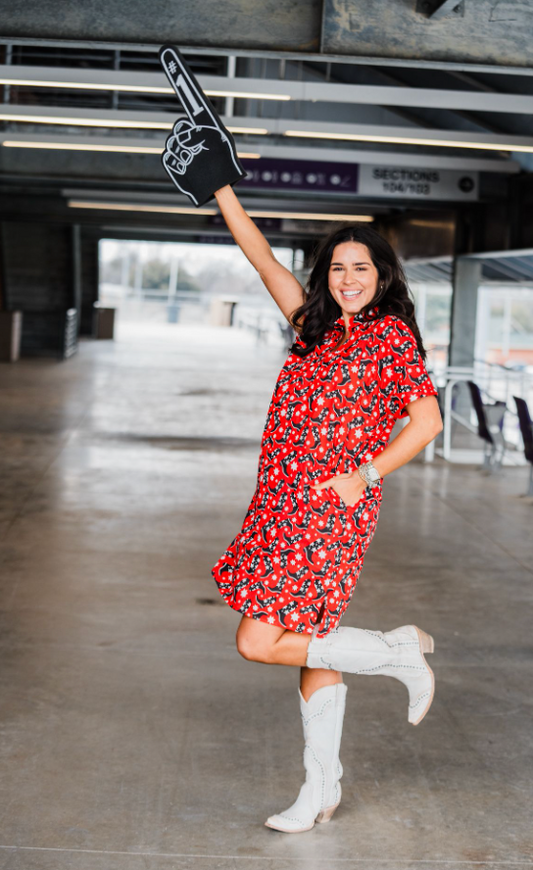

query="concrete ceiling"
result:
[1,0,533,66]
[1,0,533,240]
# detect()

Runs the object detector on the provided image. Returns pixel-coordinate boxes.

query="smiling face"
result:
[328,241,380,325]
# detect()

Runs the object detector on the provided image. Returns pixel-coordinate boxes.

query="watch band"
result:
[358,460,382,488]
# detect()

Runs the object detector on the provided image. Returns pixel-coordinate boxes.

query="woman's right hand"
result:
[311,472,368,508]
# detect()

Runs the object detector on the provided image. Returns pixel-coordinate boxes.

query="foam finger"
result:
[163,150,187,177]
[159,44,223,133]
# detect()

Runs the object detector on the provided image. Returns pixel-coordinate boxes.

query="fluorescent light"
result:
[206,90,290,101]
[247,210,373,221]
[2,140,162,154]
[67,200,374,222]
[0,113,172,130]
[283,129,533,154]
[68,201,219,215]
[0,77,173,94]
[1,140,260,158]
[0,76,289,100]
[227,126,268,135]
[0,112,269,135]
[409,219,455,228]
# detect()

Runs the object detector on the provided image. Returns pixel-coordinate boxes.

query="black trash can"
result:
[93,303,116,339]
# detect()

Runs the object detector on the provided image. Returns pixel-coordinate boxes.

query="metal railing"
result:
[427,358,533,464]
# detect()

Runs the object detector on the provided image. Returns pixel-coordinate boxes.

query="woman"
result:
[211,184,443,834]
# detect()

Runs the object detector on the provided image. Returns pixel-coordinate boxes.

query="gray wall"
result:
[0,221,84,355]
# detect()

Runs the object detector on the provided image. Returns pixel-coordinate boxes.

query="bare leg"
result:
[236,616,342,701]
[236,614,310,665]
[300,665,342,702]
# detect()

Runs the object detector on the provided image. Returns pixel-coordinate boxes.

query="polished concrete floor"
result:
[0,322,532,870]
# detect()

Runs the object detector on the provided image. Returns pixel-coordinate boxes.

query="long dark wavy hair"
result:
[289,223,428,361]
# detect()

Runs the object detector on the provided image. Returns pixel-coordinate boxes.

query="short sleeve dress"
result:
[211,308,439,638]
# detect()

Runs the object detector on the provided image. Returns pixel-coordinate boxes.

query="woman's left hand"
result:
[311,471,368,507]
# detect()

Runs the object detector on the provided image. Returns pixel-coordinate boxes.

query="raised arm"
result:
[214,185,306,325]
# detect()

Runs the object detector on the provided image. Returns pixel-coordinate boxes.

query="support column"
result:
[448,257,481,368]
[79,232,100,336]
[0,220,75,357]
[72,224,82,334]
[448,256,482,423]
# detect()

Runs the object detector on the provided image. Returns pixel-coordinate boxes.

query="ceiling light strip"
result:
[248,210,373,222]
[0,112,172,130]
[1,140,260,158]
[67,200,374,222]
[4,68,533,114]
[203,90,289,101]
[0,130,519,172]
[282,129,533,153]
[0,113,269,135]
[2,104,529,154]
[2,140,162,154]
[0,77,173,94]
[69,201,219,215]
[0,76,289,100]
[4,130,526,157]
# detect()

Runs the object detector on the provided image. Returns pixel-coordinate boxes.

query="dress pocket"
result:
[324,484,349,512]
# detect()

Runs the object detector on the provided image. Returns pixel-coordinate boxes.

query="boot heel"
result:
[417,629,434,654]
[316,802,339,824]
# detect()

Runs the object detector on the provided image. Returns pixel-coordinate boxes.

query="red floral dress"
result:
[212,309,439,637]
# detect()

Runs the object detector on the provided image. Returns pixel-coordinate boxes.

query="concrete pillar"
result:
[72,225,82,334]
[0,221,75,357]
[79,232,100,336]
[448,257,482,368]
[448,256,482,423]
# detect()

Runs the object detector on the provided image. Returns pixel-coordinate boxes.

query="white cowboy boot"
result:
[265,681,348,833]
[306,625,435,726]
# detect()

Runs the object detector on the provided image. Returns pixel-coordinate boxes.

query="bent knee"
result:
[236,630,271,663]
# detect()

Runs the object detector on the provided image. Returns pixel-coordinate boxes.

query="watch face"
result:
[368,467,381,482]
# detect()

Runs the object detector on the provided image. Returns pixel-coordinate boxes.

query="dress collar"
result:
[332,305,379,332]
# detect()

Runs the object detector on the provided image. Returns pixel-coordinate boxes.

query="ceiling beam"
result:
[0,0,532,67]
[321,0,533,66]
[351,63,507,138]
[1,43,533,76]
[3,65,533,115]
[0,104,271,134]
[0,130,521,171]
[0,104,523,163]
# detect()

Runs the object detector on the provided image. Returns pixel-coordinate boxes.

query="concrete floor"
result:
[0,322,532,870]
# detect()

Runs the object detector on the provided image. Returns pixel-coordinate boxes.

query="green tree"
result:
[142,259,171,290]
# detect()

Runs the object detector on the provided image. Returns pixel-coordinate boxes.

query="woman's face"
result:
[328,241,380,319]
